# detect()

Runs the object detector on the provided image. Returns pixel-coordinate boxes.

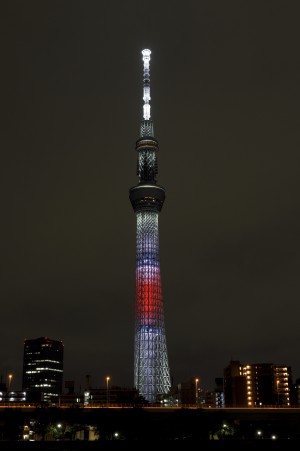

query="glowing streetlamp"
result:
[106,376,110,406]
[276,379,280,406]
[195,378,199,405]
[8,374,13,392]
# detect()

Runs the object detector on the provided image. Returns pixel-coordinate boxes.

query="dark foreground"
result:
[1,439,300,450]
[1,406,300,446]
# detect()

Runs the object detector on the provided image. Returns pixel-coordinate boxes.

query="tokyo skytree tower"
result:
[129,49,171,403]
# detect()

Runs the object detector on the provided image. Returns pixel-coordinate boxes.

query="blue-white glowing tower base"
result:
[129,49,171,403]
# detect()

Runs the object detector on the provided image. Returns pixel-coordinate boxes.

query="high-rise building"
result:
[129,49,171,403]
[22,336,64,403]
[224,360,247,407]
[224,360,293,407]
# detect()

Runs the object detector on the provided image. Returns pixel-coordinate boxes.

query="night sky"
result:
[1,1,300,393]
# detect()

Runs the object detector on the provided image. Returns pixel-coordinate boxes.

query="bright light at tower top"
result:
[142,49,151,120]
[142,49,151,58]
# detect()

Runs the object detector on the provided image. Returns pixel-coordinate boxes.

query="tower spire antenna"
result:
[142,49,151,120]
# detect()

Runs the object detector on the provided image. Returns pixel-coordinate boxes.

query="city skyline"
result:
[1,1,300,393]
[2,335,300,396]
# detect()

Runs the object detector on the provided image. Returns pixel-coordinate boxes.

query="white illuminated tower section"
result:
[129,49,171,403]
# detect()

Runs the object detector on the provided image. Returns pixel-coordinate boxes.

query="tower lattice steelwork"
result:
[129,49,171,403]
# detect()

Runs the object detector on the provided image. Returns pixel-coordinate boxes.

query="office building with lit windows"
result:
[224,360,293,407]
[22,337,64,403]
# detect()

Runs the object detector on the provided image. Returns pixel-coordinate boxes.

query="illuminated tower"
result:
[129,49,171,403]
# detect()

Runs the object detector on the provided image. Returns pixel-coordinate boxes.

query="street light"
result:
[195,378,199,406]
[106,376,110,406]
[8,374,13,392]
[276,379,280,406]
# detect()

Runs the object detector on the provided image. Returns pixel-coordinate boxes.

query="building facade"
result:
[129,49,171,403]
[224,360,293,407]
[22,336,64,403]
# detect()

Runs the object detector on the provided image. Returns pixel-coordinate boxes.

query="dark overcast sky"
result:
[1,0,300,393]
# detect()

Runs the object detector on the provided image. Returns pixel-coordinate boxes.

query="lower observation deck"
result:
[129,184,165,212]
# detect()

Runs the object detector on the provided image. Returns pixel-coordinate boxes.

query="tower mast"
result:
[129,49,171,403]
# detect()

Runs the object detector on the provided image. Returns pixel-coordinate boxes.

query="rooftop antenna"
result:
[142,49,151,120]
